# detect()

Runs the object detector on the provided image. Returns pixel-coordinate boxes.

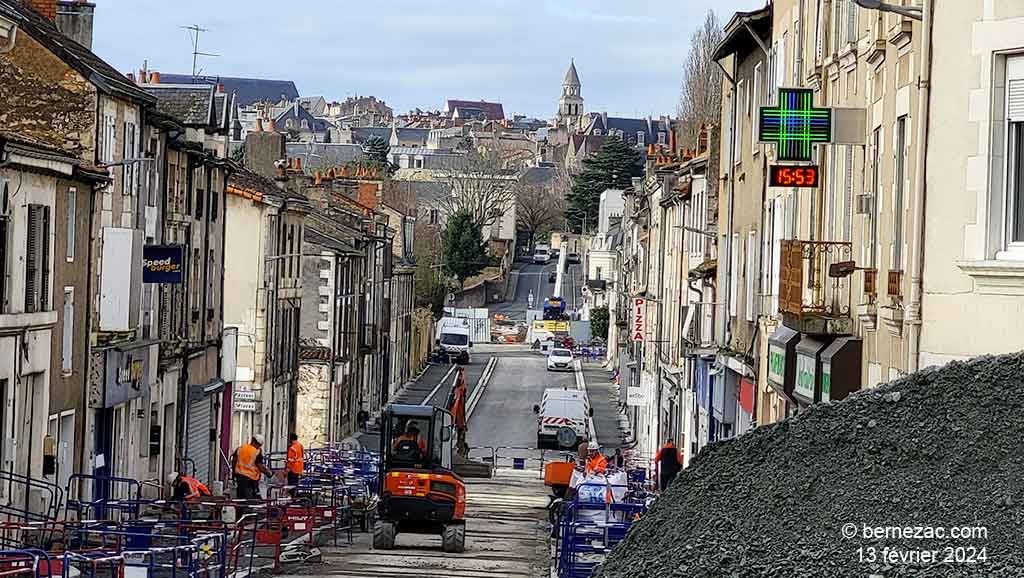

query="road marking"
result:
[466,356,499,419]
[574,359,598,444]
[422,364,457,406]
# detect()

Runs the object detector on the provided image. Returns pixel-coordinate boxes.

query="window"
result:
[847,1,858,44]
[596,266,602,280]
[729,233,739,318]
[843,147,854,241]
[893,116,907,270]
[62,288,73,373]
[195,187,204,219]
[65,188,76,262]
[734,79,745,164]
[746,231,756,322]
[25,204,50,313]
[777,33,787,94]
[102,114,116,163]
[658,132,667,145]
[752,63,763,153]
[122,122,137,197]
[593,129,601,136]
[429,208,439,225]
[868,127,881,266]
[1004,55,1024,252]
[637,131,645,146]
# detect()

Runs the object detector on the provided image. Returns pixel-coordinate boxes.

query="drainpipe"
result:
[905,0,933,373]
[716,56,738,351]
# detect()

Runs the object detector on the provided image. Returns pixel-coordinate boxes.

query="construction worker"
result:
[392,422,427,460]
[167,472,211,502]
[612,448,625,469]
[585,441,607,475]
[232,434,274,500]
[449,368,469,456]
[655,438,683,491]
[286,433,304,488]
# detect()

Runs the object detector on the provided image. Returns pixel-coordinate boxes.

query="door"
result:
[57,412,75,496]
[187,396,212,483]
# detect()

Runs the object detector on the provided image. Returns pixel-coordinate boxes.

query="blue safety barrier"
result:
[555,483,647,578]
[512,458,526,470]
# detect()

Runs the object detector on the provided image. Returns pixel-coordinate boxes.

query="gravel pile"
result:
[596,353,1024,578]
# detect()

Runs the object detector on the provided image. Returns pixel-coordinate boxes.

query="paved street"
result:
[489,261,585,320]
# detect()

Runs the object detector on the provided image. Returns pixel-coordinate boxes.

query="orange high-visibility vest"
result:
[181,476,210,499]
[586,453,607,475]
[235,443,261,481]
[287,441,304,475]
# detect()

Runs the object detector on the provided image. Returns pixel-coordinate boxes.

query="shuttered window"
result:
[843,147,854,241]
[745,231,757,322]
[62,288,74,373]
[25,204,50,313]
[66,189,75,262]
[1006,56,1024,246]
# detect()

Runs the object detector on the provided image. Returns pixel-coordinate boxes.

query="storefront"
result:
[95,341,157,493]
[766,326,799,406]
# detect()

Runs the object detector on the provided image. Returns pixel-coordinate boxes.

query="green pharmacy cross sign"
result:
[759,88,832,162]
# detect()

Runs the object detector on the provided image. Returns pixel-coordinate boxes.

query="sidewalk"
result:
[580,362,624,450]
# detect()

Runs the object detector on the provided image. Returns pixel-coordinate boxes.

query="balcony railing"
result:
[779,239,853,319]
[887,270,904,301]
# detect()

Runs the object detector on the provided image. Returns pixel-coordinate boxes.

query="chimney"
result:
[138,68,148,84]
[294,157,302,171]
[149,71,160,84]
[25,0,57,21]
[55,0,94,48]
[126,72,135,83]
[267,119,278,133]
[254,118,264,133]
[244,127,286,180]
[216,83,225,94]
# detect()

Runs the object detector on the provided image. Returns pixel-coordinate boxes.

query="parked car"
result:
[567,253,581,264]
[548,271,557,283]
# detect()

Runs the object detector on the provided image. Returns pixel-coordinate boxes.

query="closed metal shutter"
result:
[186,397,212,483]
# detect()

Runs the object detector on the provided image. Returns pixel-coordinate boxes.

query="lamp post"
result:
[852,0,922,20]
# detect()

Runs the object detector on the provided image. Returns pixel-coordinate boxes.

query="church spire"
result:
[564,58,581,87]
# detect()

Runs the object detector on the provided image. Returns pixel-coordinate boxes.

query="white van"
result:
[533,387,592,449]
[533,248,550,264]
[436,317,473,364]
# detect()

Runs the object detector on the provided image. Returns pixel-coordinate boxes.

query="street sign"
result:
[759,88,832,162]
[234,401,258,412]
[234,390,257,401]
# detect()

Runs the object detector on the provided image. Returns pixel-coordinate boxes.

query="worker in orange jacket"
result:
[584,441,607,475]
[655,438,683,491]
[232,435,274,500]
[287,433,304,489]
[167,472,210,502]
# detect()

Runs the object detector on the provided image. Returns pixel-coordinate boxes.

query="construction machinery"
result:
[373,404,467,553]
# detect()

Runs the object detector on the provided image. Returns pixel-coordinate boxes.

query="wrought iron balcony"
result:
[779,240,854,327]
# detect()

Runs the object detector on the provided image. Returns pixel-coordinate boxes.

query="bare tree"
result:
[678,11,724,148]
[516,167,568,253]
[434,145,525,229]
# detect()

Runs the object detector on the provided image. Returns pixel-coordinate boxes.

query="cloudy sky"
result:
[95,0,760,119]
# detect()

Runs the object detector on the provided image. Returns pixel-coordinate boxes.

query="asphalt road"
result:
[490,260,585,320]
[468,348,576,450]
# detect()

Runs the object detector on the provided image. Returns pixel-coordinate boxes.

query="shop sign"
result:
[142,245,184,284]
[532,320,570,333]
[117,360,144,386]
[626,386,648,406]
[768,344,787,384]
[795,354,816,401]
[632,298,645,341]
[821,361,832,402]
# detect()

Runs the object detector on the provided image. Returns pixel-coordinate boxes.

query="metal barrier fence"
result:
[468,447,579,478]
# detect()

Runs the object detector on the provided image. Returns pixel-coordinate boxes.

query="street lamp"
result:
[852,0,922,20]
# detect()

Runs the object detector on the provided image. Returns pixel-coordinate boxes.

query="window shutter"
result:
[25,205,39,313]
[847,1,858,44]
[41,206,50,310]
[814,0,825,63]
[844,147,854,241]
[62,288,73,372]
[1007,57,1024,121]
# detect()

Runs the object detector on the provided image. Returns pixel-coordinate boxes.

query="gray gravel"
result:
[595,353,1024,578]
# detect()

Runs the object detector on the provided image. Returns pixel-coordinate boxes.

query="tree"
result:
[590,306,609,341]
[566,136,643,233]
[414,218,449,318]
[362,135,397,175]
[441,211,489,288]
[516,167,568,252]
[435,146,524,229]
[678,11,724,148]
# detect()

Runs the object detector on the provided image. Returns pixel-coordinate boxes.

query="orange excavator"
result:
[374,371,470,553]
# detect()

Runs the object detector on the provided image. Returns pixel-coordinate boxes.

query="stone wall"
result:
[296,362,330,447]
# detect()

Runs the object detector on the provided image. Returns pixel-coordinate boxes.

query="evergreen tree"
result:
[590,306,610,341]
[566,136,643,233]
[362,135,397,175]
[442,211,488,288]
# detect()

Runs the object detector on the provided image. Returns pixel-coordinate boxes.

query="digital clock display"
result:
[769,165,819,188]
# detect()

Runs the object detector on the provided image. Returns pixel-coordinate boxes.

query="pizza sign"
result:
[632,298,646,342]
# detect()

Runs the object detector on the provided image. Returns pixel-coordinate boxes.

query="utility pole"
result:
[181,24,218,79]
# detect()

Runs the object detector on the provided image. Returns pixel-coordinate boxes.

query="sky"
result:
[94,0,760,120]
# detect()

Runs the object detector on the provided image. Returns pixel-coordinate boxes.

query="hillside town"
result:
[1,0,1023,576]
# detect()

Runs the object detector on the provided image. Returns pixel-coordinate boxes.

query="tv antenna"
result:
[181,24,219,79]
